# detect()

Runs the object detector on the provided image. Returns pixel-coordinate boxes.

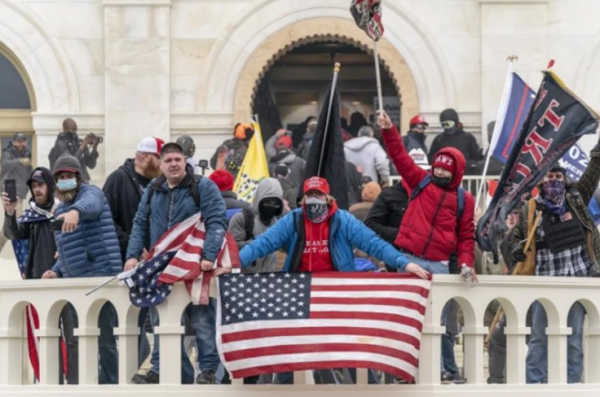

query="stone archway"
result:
[231,18,419,133]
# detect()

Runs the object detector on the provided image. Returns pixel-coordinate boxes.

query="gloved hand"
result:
[512,239,527,263]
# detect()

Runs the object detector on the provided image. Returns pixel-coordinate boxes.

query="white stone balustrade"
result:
[2,275,600,396]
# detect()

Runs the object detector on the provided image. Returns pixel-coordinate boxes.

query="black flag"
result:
[301,85,349,210]
[477,71,599,254]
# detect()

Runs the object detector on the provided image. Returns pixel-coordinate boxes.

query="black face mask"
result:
[432,175,452,187]
[258,198,283,225]
[443,126,457,135]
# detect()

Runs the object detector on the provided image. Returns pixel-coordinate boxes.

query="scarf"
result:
[541,180,566,215]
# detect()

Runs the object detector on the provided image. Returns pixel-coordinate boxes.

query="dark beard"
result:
[55,189,78,203]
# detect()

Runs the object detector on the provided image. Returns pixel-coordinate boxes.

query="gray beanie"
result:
[52,155,83,177]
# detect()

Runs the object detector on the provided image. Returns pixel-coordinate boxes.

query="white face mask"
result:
[56,178,77,191]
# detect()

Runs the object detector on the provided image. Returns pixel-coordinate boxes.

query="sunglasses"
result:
[441,121,455,129]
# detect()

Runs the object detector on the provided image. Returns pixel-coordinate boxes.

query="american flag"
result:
[12,205,51,276]
[216,272,431,382]
[121,213,240,307]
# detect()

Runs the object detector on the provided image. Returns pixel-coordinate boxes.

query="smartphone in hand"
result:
[4,179,17,202]
[50,218,65,232]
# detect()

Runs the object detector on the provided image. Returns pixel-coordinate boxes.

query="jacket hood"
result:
[344,136,379,152]
[431,147,466,189]
[252,178,283,214]
[120,158,136,179]
[27,167,55,206]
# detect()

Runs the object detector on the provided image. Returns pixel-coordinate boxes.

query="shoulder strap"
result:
[456,187,465,221]
[411,173,465,224]
[191,174,202,209]
[242,207,254,240]
[410,174,432,200]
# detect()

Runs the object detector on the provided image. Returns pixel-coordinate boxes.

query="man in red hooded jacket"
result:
[378,110,477,384]
[377,111,477,279]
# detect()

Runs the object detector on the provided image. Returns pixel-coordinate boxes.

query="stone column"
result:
[479,0,548,148]
[102,0,172,175]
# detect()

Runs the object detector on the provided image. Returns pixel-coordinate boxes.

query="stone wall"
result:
[1,0,599,185]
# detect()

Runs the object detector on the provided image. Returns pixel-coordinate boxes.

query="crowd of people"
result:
[1,106,599,386]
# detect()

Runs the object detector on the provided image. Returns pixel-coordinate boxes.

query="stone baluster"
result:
[115,326,141,384]
[75,327,100,384]
[547,325,570,384]
[37,327,61,385]
[0,326,23,384]
[462,325,487,384]
[504,324,529,384]
[155,325,184,384]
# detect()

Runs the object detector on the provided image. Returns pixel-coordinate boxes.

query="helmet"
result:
[176,135,195,158]
[409,115,429,127]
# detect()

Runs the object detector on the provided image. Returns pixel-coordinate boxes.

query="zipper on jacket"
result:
[422,191,447,257]
[167,189,175,228]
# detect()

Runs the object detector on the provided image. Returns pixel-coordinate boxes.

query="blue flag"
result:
[492,73,536,163]
[492,73,591,182]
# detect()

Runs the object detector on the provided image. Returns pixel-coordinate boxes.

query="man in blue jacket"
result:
[42,155,122,384]
[232,177,427,276]
[215,176,428,384]
[125,142,227,385]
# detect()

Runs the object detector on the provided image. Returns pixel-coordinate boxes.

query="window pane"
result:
[0,52,31,109]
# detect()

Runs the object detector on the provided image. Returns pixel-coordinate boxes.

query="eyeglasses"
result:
[441,121,455,129]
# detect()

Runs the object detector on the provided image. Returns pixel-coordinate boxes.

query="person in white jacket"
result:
[343,126,390,186]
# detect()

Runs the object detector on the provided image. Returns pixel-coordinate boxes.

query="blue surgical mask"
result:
[56,178,78,191]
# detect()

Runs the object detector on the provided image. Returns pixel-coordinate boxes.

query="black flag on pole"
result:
[300,85,349,210]
[477,71,600,254]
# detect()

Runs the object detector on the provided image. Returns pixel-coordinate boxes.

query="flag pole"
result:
[374,40,384,113]
[475,55,517,206]
[317,62,341,176]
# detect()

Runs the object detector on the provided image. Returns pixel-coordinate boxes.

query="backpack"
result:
[409,174,465,222]
[144,173,202,248]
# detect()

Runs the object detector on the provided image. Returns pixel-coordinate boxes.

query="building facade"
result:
[0,0,600,185]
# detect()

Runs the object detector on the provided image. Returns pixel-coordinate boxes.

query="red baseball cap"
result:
[303,177,330,195]
[137,137,165,156]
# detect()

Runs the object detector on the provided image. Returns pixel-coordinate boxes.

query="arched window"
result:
[0,42,36,169]
[0,46,31,109]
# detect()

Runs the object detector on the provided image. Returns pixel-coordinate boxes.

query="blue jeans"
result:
[138,308,151,368]
[149,299,220,383]
[441,300,460,375]
[526,301,585,384]
[98,303,118,384]
[400,253,449,275]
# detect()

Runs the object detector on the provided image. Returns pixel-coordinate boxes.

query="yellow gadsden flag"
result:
[233,122,270,203]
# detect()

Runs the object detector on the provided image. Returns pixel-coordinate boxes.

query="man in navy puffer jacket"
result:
[42,155,121,384]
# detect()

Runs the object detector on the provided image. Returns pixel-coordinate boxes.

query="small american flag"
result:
[216,272,431,382]
[121,213,240,307]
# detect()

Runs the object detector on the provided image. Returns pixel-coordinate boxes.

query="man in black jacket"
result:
[3,167,56,279]
[102,137,164,261]
[49,118,100,183]
[364,182,409,245]
[429,109,481,164]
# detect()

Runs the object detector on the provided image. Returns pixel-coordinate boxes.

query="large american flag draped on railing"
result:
[120,213,241,306]
[216,272,432,383]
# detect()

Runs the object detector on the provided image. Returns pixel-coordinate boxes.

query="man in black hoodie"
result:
[3,167,56,279]
[429,109,481,164]
[102,137,164,261]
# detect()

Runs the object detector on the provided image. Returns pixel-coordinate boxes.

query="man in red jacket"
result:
[379,110,476,384]
[377,111,477,280]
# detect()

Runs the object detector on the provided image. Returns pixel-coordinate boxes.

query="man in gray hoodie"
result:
[344,126,390,186]
[228,178,284,274]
